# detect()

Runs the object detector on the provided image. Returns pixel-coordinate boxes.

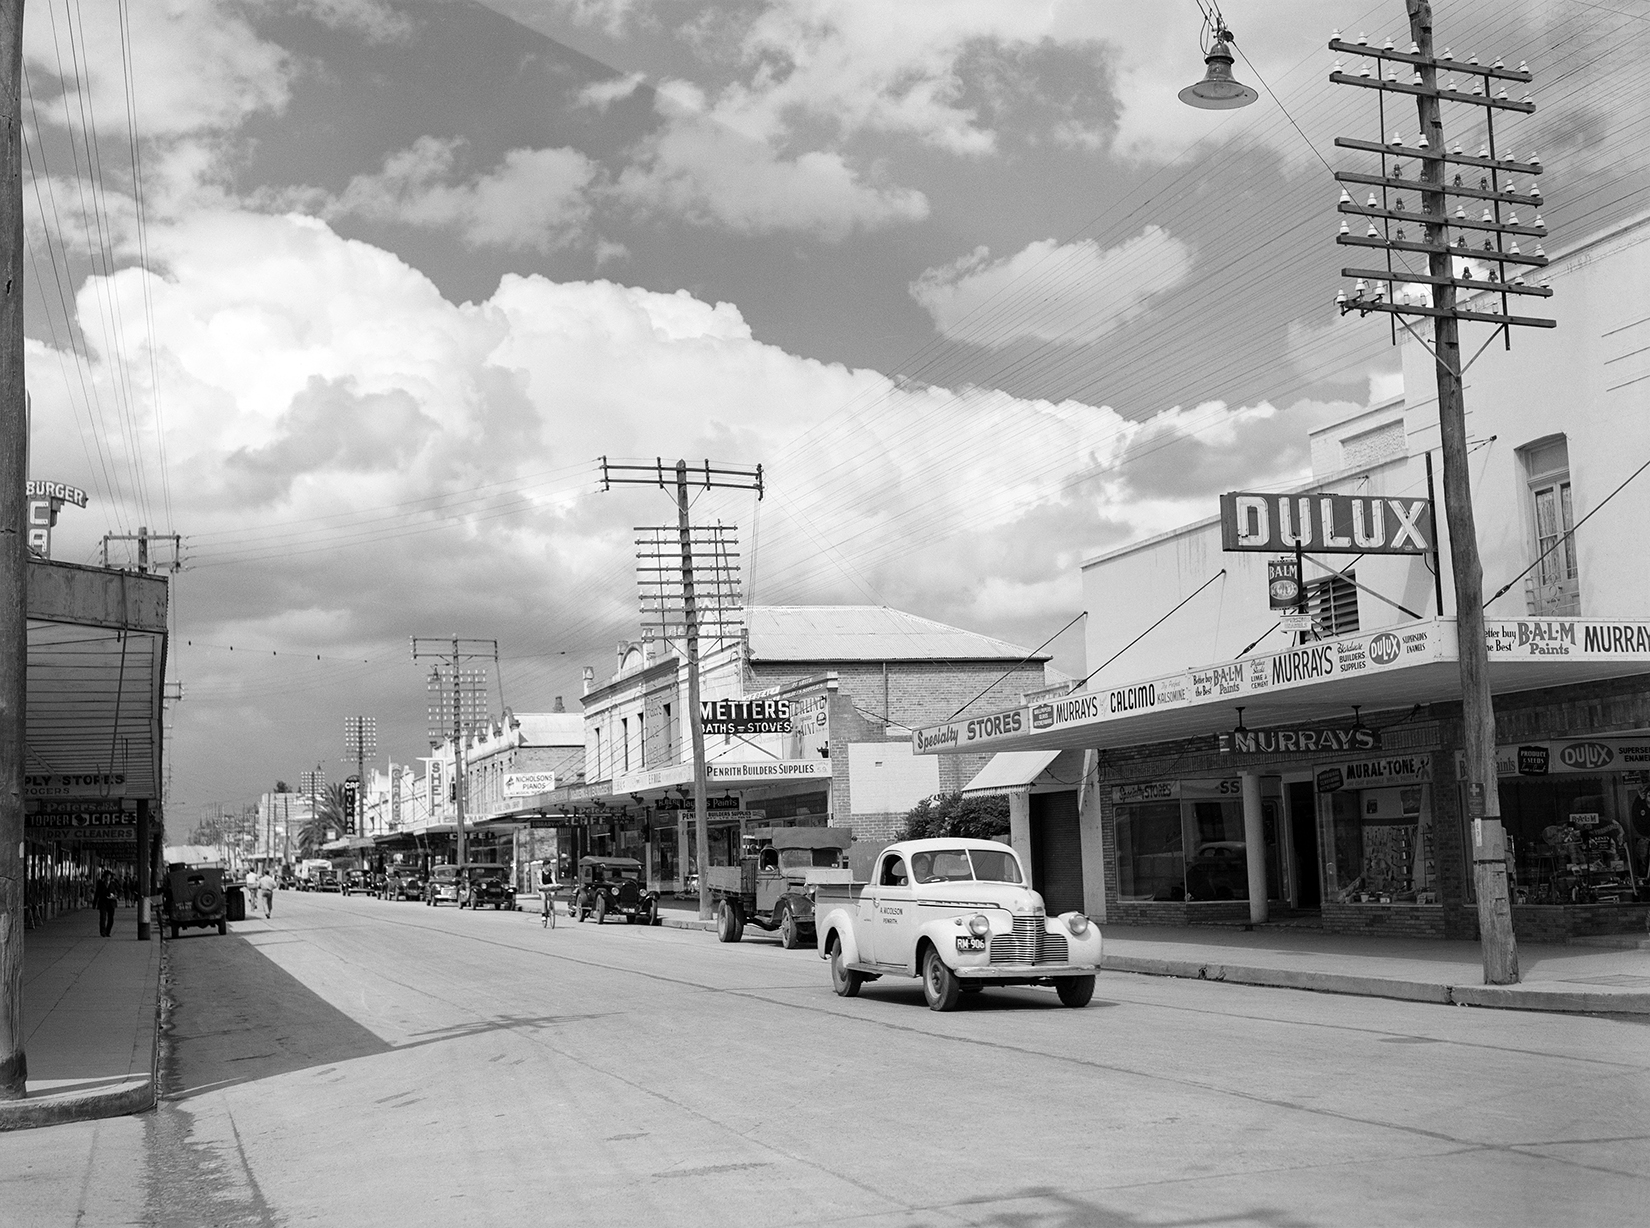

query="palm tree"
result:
[296,783,351,856]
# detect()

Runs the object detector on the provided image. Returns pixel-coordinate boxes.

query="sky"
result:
[18,0,1650,823]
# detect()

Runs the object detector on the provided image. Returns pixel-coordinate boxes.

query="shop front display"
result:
[1318,755,1436,905]
[1491,738,1650,905]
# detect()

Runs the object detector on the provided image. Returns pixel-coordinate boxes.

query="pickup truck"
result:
[707,826,853,949]
[813,837,1101,1011]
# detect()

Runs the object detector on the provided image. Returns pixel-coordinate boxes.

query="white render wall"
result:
[1081,211,1650,692]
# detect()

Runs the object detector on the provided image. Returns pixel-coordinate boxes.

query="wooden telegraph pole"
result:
[0,0,24,1100]
[602,458,763,920]
[1330,2,1552,983]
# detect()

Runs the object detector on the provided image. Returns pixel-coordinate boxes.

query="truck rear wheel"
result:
[716,900,743,943]
[829,940,864,997]
[922,947,961,1012]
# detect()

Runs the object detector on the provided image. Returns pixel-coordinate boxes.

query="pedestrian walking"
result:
[94,869,118,937]
[258,870,276,919]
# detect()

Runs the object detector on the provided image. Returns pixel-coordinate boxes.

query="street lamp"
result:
[1180,7,1259,110]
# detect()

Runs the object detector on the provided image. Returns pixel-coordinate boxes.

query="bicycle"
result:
[541,884,558,929]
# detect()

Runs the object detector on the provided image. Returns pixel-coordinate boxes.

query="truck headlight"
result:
[968,914,990,937]
[1066,913,1090,936]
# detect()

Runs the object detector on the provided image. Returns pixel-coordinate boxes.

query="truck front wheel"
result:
[829,940,864,997]
[1056,976,1096,1008]
[777,905,803,950]
[922,947,961,1012]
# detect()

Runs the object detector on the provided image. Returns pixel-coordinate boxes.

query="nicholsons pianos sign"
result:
[1220,492,1435,554]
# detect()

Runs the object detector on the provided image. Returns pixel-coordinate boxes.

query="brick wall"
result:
[1451,904,1650,942]
[1322,904,1447,938]
[1108,901,1252,927]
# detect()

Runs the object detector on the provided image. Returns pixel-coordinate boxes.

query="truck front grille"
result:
[989,915,1068,965]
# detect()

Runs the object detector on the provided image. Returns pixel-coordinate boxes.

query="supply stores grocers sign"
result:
[912,622,1450,755]
[23,772,129,798]
[701,698,792,735]
[1220,492,1435,554]
[1484,618,1650,660]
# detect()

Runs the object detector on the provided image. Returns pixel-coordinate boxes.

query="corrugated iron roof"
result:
[747,606,1046,663]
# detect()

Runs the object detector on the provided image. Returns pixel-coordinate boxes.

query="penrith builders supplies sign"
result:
[1220,492,1434,554]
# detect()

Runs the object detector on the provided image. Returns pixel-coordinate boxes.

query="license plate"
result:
[955,935,987,952]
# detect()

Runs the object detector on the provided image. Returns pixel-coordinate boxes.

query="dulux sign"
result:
[1220,492,1434,555]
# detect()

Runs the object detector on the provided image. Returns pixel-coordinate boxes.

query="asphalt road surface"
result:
[8,891,1649,1227]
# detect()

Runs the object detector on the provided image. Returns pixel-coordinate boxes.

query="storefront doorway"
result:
[1031,791,1084,914]
[1287,781,1321,910]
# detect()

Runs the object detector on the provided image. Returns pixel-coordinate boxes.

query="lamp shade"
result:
[1179,37,1259,109]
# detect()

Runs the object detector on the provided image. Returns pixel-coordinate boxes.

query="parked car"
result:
[572,856,660,925]
[458,864,516,910]
[314,870,341,893]
[162,865,229,939]
[426,864,461,906]
[813,838,1102,1011]
[382,866,424,901]
[340,869,371,896]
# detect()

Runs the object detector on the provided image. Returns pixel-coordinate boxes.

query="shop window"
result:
[1325,784,1435,904]
[1115,802,1185,901]
[1299,572,1358,642]
[1496,775,1646,905]
[1521,436,1579,616]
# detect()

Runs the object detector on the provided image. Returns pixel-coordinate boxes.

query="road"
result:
[7,891,1648,1227]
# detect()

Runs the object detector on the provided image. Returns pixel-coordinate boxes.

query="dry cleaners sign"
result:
[1220,492,1434,554]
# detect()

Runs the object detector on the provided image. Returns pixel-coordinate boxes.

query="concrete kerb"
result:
[0,939,165,1133]
[1102,953,1650,1015]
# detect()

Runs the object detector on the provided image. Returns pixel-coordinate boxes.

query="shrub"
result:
[897,792,1010,842]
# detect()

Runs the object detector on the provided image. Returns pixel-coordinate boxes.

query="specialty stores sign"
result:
[1220,492,1435,554]
[913,622,1450,755]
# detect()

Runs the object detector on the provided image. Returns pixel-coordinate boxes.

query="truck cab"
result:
[813,838,1102,1011]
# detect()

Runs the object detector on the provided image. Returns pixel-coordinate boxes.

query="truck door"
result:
[862,851,913,966]
[755,847,783,917]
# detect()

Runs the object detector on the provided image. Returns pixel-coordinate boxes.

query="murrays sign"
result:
[1220,492,1434,555]
[1221,725,1381,755]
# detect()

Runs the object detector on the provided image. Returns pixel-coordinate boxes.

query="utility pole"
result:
[0,0,26,1102]
[101,526,181,573]
[411,638,494,865]
[1330,3,1552,983]
[601,458,764,920]
[343,717,377,837]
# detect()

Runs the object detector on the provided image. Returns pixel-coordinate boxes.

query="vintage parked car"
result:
[457,864,516,910]
[340,869,372,896]
[382,866,425,901]
[425,864,461,906]
[812,838,1102,1011]
[571,856,660,925]
[163,865,229,939]
[314,870,341,893]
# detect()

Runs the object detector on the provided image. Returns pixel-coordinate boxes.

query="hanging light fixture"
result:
[1179,8,1259,109]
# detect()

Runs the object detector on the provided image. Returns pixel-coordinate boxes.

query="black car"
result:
[572,856,660,925]
[457,864,516,911]
[163,866,229,938]
[341,869,372,896]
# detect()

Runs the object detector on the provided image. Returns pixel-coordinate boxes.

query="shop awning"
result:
[25,560,169,805]
[915,618,1650,757]
[962,750,1062,797]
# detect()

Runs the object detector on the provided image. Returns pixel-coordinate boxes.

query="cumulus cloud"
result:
[911,227,1194,346]
[578,71,648,110]
[615,114,928,239]
[324,138,597,252]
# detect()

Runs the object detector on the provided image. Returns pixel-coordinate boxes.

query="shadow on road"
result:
[162,930,394,1101]
[971,1187,1316,1228]
[854,984,1123,1012]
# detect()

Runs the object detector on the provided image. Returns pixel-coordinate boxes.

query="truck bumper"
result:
[952,963,1098,981]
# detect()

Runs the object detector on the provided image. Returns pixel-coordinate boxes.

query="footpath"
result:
[0,905,161,1131]
[550,893,1650,1013]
